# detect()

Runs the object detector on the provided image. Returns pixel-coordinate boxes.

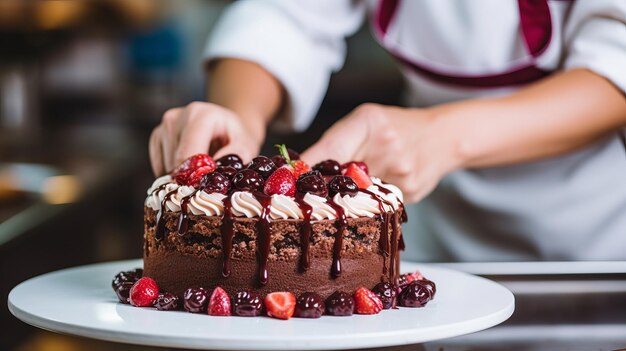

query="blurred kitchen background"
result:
[0,1,402,350]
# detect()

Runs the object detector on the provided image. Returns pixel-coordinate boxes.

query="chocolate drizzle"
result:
[327,198,347,278]
[149,176,406,286]
[177,190,199,236]
[360,189,394,276]
[294,195,313,272]
[155,189,178,244]
[253,192,272,285]
[220,194,234,277]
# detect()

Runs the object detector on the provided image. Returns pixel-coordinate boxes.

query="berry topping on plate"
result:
[232,169,264,192]
[353,287,383,315]
[296,171,328,198]
[200,172,231,194]
[154,293,181,311]
[173,154,216,185]
[328,175,359,197]
[264,292,296,320]
[325,291,354,316]
[398,281,432,308]
[112,269,142,291]
[344,163,373,189]
[232,290,263,317]
[371,282,397,310]
[294,292,325,318]
[129,277,160,307]
[183,287,209,313]
[208,287,231,316]
[216,154,244,170]
[341,161,368,175]
[247,156,277,179]
[313,159,342,176]
[114,281,134,304]
[263,167,296,196]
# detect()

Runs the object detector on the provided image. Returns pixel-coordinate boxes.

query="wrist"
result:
[427,105,474,173]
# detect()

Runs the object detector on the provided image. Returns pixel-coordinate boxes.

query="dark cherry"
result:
[327,176,358,197]
[115,281,134,304]
[325,291,354,316]
[372,282,397,310]
[232,291,263,317]
[271,155,287,168]
[216,154,244,170]
[397,274,411,289]
[420,278,437,298]
[296,171,328,198]
[112,270,140,291]
[287,148,300,160]
[247,156,276,179]
[294,292,325,318]
[232,169,264,192]
[313,160,341,176]
[398,281,431,308]
[216,166,237,180]
[155,293,181,311]
[183,287,209,313]
[200,172,231,194]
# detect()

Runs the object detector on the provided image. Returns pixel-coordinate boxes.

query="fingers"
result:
[173,105,217,167]
[149,126,165,176]
[160,107,183,172]
[301,104,380,165]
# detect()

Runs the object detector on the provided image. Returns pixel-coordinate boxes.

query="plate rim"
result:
[8,259,515,350]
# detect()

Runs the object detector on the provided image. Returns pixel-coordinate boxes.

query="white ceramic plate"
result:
[8,259,514,350]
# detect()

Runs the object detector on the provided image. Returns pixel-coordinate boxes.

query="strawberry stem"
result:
[275,144,293,165]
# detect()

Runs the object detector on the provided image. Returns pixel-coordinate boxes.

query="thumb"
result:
[301,111,369,165]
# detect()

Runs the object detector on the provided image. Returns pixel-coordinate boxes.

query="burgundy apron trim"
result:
[518,0,553,56]
[373,0,554,88]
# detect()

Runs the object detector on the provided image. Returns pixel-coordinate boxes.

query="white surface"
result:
[434,261,626,276]
[8,259,514,350]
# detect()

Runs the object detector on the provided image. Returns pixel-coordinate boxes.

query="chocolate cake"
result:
[143,151,406,299]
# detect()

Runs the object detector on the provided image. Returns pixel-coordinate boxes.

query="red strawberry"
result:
[353,287,383,315]
[264,167,296,196]
[290,160,311,178]
[344,163,373,189]
[186,166,215,188]
[129,277,160,307]
[342,161,368,175]
[173,154,216,185]
[265,292,296,320]
[409,271,423,282]
[208,287,231,316]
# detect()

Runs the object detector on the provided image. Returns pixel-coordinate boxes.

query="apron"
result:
[372,0,554,88]
[368,0,626,262]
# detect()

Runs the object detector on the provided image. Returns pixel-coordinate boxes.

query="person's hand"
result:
[149,102,264,176]
[301,103,461,203]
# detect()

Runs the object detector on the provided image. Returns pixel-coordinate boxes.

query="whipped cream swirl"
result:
[145,174,404,220]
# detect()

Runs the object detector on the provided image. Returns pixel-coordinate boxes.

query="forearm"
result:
[434,69,626,170]
[207,58,285,144]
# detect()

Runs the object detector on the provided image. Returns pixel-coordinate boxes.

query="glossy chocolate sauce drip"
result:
[360,189,394,276]
[390,211,400,283]
[155,189,178,244]
[220,194,234,278]
[253,192,272,285]
[377,183,407,256]
[294,195,313,272]
[177,190,199,236]
[327,198,347,278]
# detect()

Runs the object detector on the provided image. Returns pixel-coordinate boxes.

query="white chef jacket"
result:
[204,0,626,261]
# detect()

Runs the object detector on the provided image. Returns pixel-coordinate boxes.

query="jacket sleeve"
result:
[563,0,626,93]
[204,0,366,132]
